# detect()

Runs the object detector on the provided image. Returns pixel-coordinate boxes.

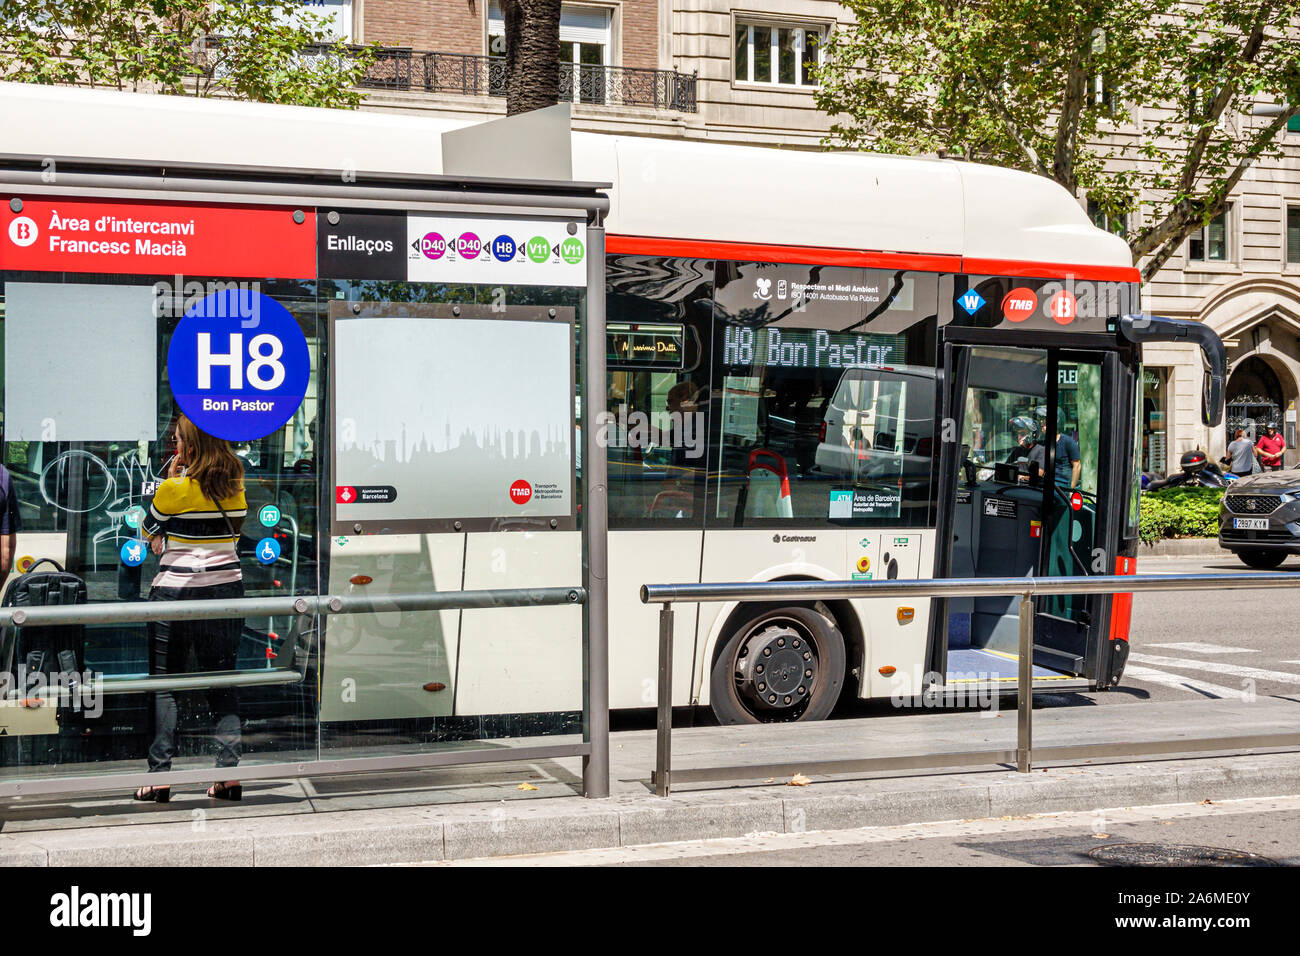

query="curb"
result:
[1140,537,1224,558]
[4,751,1299,865]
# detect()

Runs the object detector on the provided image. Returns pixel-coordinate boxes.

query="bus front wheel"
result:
[710,605,845,724]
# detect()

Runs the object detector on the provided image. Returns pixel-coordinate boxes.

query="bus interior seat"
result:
[648,489,692,519]
[743,449,793,519]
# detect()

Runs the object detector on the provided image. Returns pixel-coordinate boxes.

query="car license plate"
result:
[1234,517,1269,530]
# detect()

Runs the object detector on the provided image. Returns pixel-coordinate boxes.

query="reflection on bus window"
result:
[605,255,712,529]
[711,324,936,528]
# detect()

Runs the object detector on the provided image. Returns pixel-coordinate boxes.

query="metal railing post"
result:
[655,602,674,797]
[581,216,610,799]
[1016,590,1034,773]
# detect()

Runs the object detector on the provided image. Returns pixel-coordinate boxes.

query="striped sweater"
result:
[141,476,247,589]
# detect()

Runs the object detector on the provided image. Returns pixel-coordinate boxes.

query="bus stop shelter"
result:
[0,91,611,800]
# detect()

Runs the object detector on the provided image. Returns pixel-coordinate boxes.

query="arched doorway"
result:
[1226,355,1284,441]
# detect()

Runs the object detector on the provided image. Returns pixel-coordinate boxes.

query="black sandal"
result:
[207,782,241,801]
[133,785,170,803]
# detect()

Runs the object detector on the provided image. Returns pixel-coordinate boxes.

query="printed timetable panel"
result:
[330,302,577,534]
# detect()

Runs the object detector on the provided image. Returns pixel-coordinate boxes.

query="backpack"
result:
[1,558,88,690]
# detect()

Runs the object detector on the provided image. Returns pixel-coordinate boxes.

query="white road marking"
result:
[1121,664,1245,699]
[397,794,1300,867]
[1147,642,1255,655]
[1129,653,1300,685]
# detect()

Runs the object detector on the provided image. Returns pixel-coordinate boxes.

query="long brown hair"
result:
[174,415,244,503]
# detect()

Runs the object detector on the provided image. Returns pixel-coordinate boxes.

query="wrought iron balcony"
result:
[359,49,697,113]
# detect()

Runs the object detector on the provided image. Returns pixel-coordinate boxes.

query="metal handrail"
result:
[3,586,586,700]
[641,572,1297,604]
[5,585,585,628]
[640,572,1300,796]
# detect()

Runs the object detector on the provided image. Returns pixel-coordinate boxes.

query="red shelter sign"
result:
[1,197,316,278]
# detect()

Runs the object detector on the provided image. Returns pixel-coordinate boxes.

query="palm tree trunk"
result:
[500,0,561,116]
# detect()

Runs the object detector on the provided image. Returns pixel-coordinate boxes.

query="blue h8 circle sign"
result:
[167,290,310,442]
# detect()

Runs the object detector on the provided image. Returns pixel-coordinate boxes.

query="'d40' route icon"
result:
[167,289,310,442]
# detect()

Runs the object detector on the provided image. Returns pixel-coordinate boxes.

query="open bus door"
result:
[927,315,1226,696]
[928,331,1131,693]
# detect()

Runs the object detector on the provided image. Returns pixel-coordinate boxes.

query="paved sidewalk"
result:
[1,697,1298,865]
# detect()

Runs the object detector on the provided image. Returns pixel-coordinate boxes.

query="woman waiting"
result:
[133,415,247,803]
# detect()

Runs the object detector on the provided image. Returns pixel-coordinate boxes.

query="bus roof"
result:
[0,82,1134,278]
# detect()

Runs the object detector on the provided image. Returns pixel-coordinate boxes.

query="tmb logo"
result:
[509,479,533,505]
[1001,288,1038,322]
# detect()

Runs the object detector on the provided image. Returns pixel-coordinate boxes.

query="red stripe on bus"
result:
[606,235,1141,283]
[1109,555,1136,642]
[962,258,1141,283]
[605,235,962,272]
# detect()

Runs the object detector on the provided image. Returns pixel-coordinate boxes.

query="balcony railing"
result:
[360,49,698,113]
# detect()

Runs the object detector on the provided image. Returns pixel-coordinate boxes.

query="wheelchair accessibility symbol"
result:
[256,537,281,565]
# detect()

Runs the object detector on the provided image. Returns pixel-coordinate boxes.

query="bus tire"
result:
[710,605,845,725]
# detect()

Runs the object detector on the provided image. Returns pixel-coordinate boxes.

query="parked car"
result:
[1218,469,1300,569]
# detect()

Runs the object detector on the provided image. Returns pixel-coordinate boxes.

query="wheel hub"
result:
[737,624,816,710]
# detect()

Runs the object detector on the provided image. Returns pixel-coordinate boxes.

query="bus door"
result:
[929,337,1124,689]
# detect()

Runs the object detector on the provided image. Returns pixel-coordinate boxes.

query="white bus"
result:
[0,83,1223,756]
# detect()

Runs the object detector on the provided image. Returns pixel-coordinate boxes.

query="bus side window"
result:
[604,254,713,529]
[711,339,936,529]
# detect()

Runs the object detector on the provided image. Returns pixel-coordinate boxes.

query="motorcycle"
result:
[1144,449,1231,491]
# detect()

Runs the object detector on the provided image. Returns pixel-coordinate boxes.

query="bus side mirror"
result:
[1119,314,1226,428]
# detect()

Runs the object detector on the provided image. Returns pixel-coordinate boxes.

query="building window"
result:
[1090,72,1113,111]
[487,3,611,103]
[1087,199,1126,237]
[1288,112,1300,133]
[1288,206,1300,264]
[488,3,610,65]
[733,19,824,87]
[274,0,353,42]
[1188,208,1230,262]
[1142,367,1168,474]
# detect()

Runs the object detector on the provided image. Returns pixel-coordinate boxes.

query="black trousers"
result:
[146,578,245,773]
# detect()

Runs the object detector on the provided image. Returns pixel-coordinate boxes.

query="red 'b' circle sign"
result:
[510,480,533,505]
[1049,290,1078,325]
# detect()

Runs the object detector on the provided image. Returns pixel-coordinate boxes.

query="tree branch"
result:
[1177,2,1273,198]
[976,78,1049,176]
[1053,34,1090,192]
[1138,104,1298,279]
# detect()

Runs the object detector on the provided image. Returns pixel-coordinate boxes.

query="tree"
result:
[0,0,375,109]
[816,0,1300,280]
[498,0,561,115]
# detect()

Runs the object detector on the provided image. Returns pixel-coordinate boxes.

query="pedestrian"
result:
[1053,409,1082,488]
[1256,422,1287,472]
[1224,428,1258,476]
[0,428,20,586]
[132,415,247,803]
